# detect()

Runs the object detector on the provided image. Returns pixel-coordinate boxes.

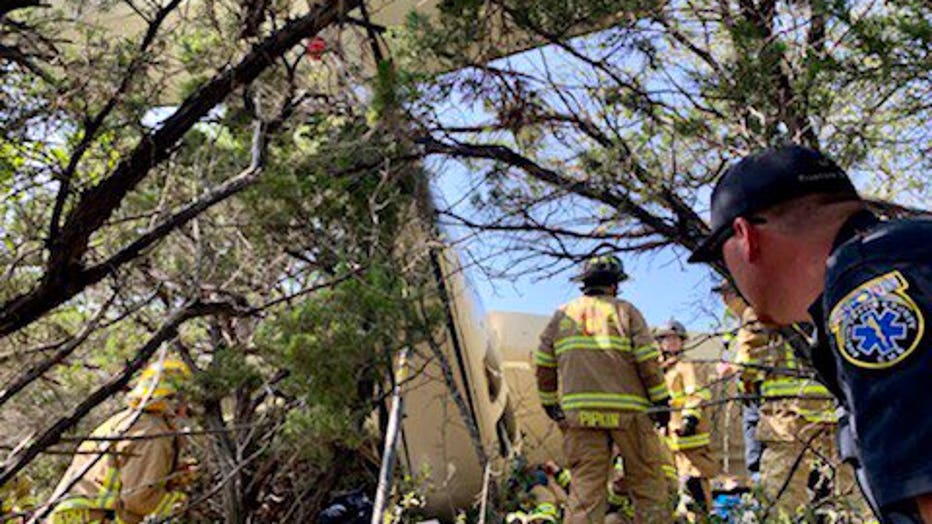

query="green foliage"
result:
[508,0,661,36]
[196,345,263,401]
[281,404,364,462]
[0,1,447,520]
[256,266,408,458]
[243,108,426,270]
[370,60,400,124]
[178,26,227,70]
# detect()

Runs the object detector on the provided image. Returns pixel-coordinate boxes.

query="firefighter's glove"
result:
[677,415,699,437]
[648,402,670,430]
[543,405,566,424]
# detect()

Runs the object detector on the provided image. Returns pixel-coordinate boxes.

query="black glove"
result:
[544,404,566,423]
[677,415,699,437]
[648,401,670,429]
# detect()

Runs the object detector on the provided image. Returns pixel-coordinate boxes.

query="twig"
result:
[53,422,279,443]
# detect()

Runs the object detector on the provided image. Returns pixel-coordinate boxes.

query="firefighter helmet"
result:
[127,358,192,412]
[571,254,627,283]
[655,319,688,340]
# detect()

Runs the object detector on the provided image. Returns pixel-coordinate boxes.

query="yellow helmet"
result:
[126,358,192,412]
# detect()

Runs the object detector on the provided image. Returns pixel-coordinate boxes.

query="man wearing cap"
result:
[654,319,721,514]
[48,358,196,524]
[536,255,672,522]
[689,143,932,522]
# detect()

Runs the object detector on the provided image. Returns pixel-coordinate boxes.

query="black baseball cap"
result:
[688,144,860,263]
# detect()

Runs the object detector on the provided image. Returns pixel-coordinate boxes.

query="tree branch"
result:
[0,41,54,82]
[0,0,362,340]
[418,135,687,244]
[48,0,184,244]
[0,292,116,409]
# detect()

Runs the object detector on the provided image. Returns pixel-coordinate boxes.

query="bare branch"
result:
[0,0,43,17]
[419,135,688,244]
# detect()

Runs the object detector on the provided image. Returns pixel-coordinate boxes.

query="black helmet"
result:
[654,319,688,340]
[571,254,627,284]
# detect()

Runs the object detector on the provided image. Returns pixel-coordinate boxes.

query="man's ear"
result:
[732,217,761,262]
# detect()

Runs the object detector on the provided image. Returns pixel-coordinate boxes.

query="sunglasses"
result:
[707,216,768,264]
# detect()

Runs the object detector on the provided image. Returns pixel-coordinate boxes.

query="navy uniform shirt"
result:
[809,210,932,515]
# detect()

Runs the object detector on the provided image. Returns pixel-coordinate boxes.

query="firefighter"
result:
[713,280,765,485]
[535,254,671,523]
[688,144,929,521]
[716,280,871,521]
[48,358,195,524]
[729,296,843,519]
[654,319,722,514]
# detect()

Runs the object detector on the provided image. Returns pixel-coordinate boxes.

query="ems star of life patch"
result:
[828,270,925,369]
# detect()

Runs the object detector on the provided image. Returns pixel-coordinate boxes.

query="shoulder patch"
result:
[828,271,925,369]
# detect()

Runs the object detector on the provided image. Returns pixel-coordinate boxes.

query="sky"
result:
[426,37,728,332]
[421,24,927,333]
[432,164,726,333]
